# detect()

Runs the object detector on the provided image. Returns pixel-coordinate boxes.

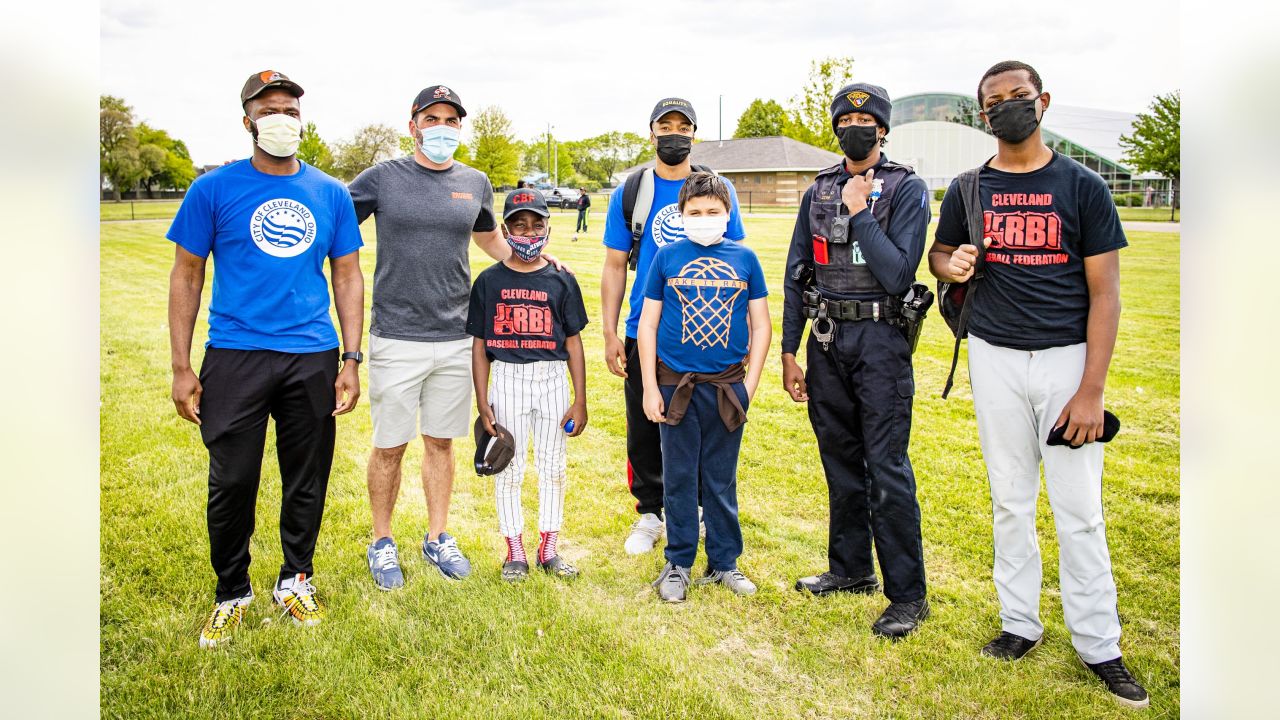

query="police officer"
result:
[781,83,932,639]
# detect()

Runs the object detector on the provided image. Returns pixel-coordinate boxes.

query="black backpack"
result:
[620,164,715,270]
[938,166,986,399]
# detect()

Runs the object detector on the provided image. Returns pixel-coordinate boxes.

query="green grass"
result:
[101,214,1179,719]
[1115,206,1179,222]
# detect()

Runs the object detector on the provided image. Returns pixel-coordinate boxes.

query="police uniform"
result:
[781,83,932,636]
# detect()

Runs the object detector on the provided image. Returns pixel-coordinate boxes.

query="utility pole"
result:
[719,94,724,147]
[546,123,552,188]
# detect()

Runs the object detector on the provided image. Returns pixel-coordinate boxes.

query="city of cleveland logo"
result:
[249,198,317,258]
[848,91,870,108]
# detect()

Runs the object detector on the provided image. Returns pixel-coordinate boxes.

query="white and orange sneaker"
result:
[273,574,324,627]
[198,591,253,649]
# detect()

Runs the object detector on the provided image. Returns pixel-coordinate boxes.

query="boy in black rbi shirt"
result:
[467,189,589,582]
[928,60,1148,709]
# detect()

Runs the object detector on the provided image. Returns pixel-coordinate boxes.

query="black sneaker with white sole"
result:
[1081,656,1150,709]
[981,631,1043,661]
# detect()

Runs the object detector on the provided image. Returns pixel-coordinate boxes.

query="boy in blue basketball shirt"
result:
[637,173,771,603]
[601,98,747,556]
[468,188,589,582]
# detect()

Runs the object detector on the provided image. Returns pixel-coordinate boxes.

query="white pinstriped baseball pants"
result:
[968,336,1122,664]
[489,360,570,537]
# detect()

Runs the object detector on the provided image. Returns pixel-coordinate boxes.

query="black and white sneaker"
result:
[981,631,1043,661]
[1080,655,1150,709]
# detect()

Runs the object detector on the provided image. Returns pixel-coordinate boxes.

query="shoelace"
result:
[207,602,238,631]
[726,570,749,585]
[373,544,399,570]
[663,566,690,586]
[1093,660,1136,685]
[285,577,319,612]
[629,520,663,540]
[435,537,465,564]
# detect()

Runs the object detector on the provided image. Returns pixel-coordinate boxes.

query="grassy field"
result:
[100,211,1179,718]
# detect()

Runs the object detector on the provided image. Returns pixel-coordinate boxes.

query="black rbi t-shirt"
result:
[934,152,1127,350]
[465,261,589,363]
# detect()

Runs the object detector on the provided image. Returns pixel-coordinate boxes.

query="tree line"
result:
[101,56,1178,202]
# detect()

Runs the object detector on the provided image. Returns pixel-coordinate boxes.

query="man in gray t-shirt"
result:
[349,84,511,586]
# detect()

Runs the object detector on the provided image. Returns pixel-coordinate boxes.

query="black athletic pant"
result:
[805,320,926,603]
[623,337,700,516]
[198,348,338,602]
[576,208,589,232]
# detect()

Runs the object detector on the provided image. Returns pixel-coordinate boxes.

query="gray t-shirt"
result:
[350,156,497,342]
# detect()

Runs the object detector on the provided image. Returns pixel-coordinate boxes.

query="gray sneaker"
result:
[652,562,691,603]
[695,568,757,595]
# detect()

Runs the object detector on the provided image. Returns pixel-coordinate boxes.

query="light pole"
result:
[719,94,724,146]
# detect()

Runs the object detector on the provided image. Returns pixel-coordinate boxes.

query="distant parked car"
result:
[544,187,582,208]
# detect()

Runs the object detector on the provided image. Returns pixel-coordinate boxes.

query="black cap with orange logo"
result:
[240,70,304,106]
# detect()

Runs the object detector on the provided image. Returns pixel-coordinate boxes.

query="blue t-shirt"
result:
[602,172,746,339]
[644,240,768,375]
[167,160,364,352]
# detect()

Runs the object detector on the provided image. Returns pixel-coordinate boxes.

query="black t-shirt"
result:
[466,261,589,363]
[934,152,1127,350]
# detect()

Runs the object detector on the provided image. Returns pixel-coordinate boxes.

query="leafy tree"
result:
[468,106,521,187]
[297,122,336,175]
[570,131,650,187]
[1119,91,1180,219]
[135,123,196,196]
[332,124,400,181]
[100,95,142,201]
[734,99,789,138]
[784,56,855,153]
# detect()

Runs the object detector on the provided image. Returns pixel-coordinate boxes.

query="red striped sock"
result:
[538,531,559,564]
[505,534,527,564]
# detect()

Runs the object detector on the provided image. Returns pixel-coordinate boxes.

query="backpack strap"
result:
[623,168,654,270]
[941,165,987,400]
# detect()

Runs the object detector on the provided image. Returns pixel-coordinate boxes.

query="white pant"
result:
[968,336,1121,664]
[489,360,570,537]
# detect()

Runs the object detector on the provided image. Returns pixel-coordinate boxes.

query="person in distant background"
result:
[574,186,591,240]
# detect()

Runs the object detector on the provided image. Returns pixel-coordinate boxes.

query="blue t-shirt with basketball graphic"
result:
[644,240,768,375]
[603,172,746,339]
[166,159,364,352]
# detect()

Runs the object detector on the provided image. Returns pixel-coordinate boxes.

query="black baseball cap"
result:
[474,415,516,476]
[649,97,697,128]
[503,188,551,220]
[240,70,304,106]
[412,84,467,118]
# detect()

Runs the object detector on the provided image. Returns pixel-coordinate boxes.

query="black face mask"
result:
[836,124,879,161]
[985,97,1042,144]
[655,134,692,166]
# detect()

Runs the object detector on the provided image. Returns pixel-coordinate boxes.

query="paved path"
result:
[1123,221,1179,233]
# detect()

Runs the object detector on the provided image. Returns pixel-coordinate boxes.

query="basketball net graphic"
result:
[670,257,747,349]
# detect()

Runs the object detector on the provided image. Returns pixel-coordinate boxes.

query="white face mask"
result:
[682,215,728,246]
[252,113,302,158]
[418,124,460,163]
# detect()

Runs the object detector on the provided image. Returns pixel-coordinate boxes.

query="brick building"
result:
[614,136,843,210]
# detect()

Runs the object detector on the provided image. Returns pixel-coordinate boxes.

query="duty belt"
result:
[822,298,902,322]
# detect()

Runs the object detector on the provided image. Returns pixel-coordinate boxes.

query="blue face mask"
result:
[418,124,459,163]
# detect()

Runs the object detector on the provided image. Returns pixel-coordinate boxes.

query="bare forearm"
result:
[475,229,510,262]
[928,248,957,282]
[566,335,587,404]
[168,268,203,371]
[471,339,491,407]
[746,324,771,390]
[1080,292,1120,394]
[637,322,658,391]
[332,264,364,353]
[601,260,627,339]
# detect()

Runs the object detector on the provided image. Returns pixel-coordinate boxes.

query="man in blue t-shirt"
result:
[167,71,365,649]
[929,61,1148,709]
[636,173,769,603]
[600,97,745,556]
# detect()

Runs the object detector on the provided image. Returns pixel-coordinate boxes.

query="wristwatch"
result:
[341,350,364,364]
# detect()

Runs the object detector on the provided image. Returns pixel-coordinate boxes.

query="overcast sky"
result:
[101,0,1179,167]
